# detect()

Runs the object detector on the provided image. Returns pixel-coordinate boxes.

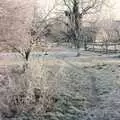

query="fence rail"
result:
[87,42,120,53]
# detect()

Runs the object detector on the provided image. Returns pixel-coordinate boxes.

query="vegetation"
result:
[0,0,120,120]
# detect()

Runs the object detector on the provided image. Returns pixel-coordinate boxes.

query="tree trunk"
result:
[22,49,31,72]
[25,49,31,61]
[76,43,80,56]
[84,40,87,51]
[76,48,80,56]
[105,42,108,54]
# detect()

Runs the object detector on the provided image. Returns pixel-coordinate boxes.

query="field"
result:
[0,46,120,120]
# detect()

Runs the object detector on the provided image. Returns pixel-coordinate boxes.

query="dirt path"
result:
[44,59,120,120]
[90,76,99,107]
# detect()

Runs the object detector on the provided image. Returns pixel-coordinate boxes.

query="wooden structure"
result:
[86,42,120,53]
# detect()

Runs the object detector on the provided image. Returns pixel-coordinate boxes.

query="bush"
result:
[0,62,58,119]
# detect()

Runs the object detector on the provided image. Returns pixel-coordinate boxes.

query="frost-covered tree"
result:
[61,0,106,56]
[0,0,34,61]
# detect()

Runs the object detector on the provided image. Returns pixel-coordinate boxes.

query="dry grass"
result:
[0,61,59,119]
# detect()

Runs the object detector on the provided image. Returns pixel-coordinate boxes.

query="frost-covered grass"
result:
[0,49,120,120]
[0,60,60,120]
[46,62,120,120]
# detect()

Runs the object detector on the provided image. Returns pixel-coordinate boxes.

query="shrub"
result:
[0,62,58,119]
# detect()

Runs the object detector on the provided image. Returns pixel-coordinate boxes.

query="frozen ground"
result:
[0,46,120,120]
[51,60,120,120]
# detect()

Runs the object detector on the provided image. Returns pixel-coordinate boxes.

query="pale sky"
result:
[112,0,120,20]
[37,0,120,20]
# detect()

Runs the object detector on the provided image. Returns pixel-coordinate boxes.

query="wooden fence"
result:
[86,42,120,53]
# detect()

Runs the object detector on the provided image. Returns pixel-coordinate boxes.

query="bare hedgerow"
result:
[0,61,59,119]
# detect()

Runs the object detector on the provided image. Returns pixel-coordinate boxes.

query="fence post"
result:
[93,43,95,52]
[105,42,108,54]
[114,44,117,53]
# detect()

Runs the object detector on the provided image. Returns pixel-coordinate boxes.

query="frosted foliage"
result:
[0,0,34,51]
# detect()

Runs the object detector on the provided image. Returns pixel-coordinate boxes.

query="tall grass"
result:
[0,61,59,119]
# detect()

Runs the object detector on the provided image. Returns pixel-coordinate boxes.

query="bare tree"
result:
[0,0,34,64]
[61,0,106,56]
[112,21,120,43]
[31,0,60,42]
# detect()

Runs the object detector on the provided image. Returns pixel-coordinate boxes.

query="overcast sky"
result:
[112,0,120,20]
[38,0,120,20]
